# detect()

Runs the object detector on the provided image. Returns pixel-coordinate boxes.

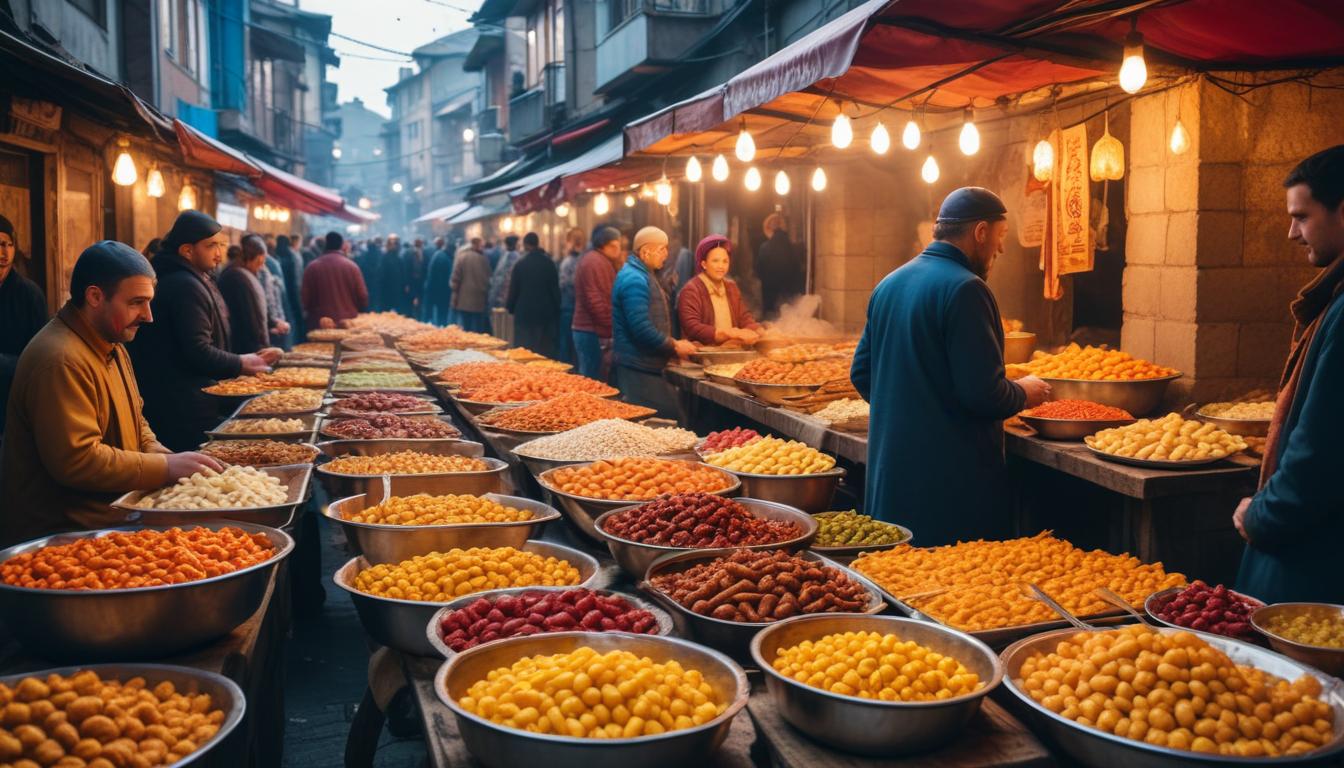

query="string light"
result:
[870,122,891,155]
[500,216,514,233]
[624,194,636,207]
[177,182,197,211]
[901,119,921,150]
[744,167,762,191]
[774,170,790,195]
[1032,139,1055,182]
[593,192,610,215]
[810,166,827,192]
[146,167,165,198]
[331,146,343,159]
[831,110,853,149]
[958,110,980,156]
[462,127,476,142]
[735,122,756,162]
[685,155,702,182]
[555,202,571,217]
[111,139,137,186]
[1119,17,1147,94]
[1169,119,1190,154]
[655,176,672,206]
[711,154,729,182]
[921,153,940,184]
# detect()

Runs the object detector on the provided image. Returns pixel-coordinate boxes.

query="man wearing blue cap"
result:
[851,187,1051,544]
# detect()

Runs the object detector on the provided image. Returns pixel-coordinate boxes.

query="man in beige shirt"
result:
[1,241,221,545]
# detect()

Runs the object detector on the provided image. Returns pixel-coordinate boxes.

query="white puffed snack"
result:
[219,417,305,434]
[811,398,869,425]
[513,419,698,460]
[136,465,289,509]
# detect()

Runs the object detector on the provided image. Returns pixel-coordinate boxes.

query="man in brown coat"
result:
[1,241,222,545]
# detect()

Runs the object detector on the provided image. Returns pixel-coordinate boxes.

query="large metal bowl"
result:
[424,586,675,660]
[1001,625,1344,767]
[112,463,312,528]
[0,663,246,764]
[324,492,561,564]
[314,439,507,498]
[434,631,750,768]
[1019,414,1136,440]
[333,541,600,656]
[324,392,442,417]
[689,348,759,366]
[738,380,823,406]
[640,548,887,664]
[1195,410,1271,438]
[751,614,1002,755]
[810,519,914,561]
[0,522,293,661]
[206,412,319,442]
[1039,374,1181,417]
[1143,586,1266,645]
[1251,603,1344,677]
[316,414,461,441]
[592,498,818,578]
[707,466,845,514]
[535,462,741,542]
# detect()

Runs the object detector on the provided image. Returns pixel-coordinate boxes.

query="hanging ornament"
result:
[958,110,980,156]
[711,154,729,182]
[921,154,940,184]
[1119,17,1147,94]
[774,170,790,195]
[1033,139,1055,182]
[1090,114,1125,181]
[810,166,827,192]
[870,123,891,155]
[901,119,921,151]
[655,176,672,206]
[685,156,702,183]
[831,111,853,149]
[554,202,571,218]
[624,194,636,208]
[111,139,137,186]
[735,124,756,162]
[177,182,197,211]
[744,167,762,191]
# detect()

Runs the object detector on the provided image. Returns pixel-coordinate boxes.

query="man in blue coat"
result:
[1235,145,1344,605]
[612,226,695,417]
[851,187,1050,544]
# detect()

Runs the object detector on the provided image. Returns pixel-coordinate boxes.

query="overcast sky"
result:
[299,0,474,117]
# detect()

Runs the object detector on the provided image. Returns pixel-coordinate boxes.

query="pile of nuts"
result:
[650,549,871,622]
[343,494,533,526]
[341,332,388,350]
[1007,343,1178,380]
[1024,399,1133,420]
[1200,401,1276,420]
[437,589,659,651]
[328,392,437,416]
[333,371,423,390]
[217,417,305,434]
[456,371,617,403]
[812,510,908,547]
[201,440,318,467]
[545,458,734,501]
[321,414,460,440]
[415,349,498,369]
[353,546,581,600]
[1152,581,1261,639]
[1261,609,1344,650]
[1085,414,1247,462]
[136,466,288,509]
[735,358,851,385]
[240,388,323,415]
[811,398,870,425]
[0,670,227,765]
[700,427,760,453]
[342,349,406,362]
[202,376,274,396]
[477,393,654,432]
[345,311,434,335]
[322,451,488,475]
[600,493,801,548]
[702,436,836,475]
[0,526,276,589]
[513,419,697,461]
[772,630,982,701]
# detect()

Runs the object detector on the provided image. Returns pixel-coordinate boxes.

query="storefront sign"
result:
[216,202,249,230]
[1054,122,1093,276]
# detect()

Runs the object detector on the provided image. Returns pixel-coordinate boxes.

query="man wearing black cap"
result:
[0,214,47,433]
[851,187,1051,545]
[129,211,280,450]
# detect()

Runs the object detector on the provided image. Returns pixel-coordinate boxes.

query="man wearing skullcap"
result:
[2,241,223,544]
[851,187,1051,544]
[611,226,696,417]
[0,214,47,433]
[129,211,279,450]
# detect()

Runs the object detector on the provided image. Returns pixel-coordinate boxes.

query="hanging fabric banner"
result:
[1055,122,1093,276]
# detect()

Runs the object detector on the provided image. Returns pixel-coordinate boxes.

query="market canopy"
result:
[447,201,512,225]
[173,119,262,178]
[413,202,471,223]
[506,134,630,214]
[250,157,348,217]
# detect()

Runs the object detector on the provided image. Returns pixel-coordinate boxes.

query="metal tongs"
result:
[1020,583,1107,632]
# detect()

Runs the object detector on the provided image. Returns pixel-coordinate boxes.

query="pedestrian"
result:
[754,213,806,316]
[489,234,521,310]
[1235,145,1344,604]
[423,236,456,325]
[275,234,305,339]
[572,226,623,381]
[141,237,162,261]
[671,225,696,294]
[676,235,761,346]
[259,246,292,350]
[450,236,491,332]
[302,231,369,329]
[1,241,224,545]
[484,238,501,271]
[304,235,322,266]
[557,227,584,364]
[357,236,383,310]
[379,235,409,315]
[611,226,696,418]
[217,237,272,354]
[0,214,47,434]
[129,211,279,451]
[407,238,426,317]
[851,187,1050,543]
[506,232,560,358]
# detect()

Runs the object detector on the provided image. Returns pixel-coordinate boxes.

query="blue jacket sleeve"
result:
[945,280,1025,419]
[616,273,673,353]
[851,305,873,402]
[1244,304,1344,553]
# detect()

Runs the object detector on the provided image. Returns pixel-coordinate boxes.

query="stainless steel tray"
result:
[314,439,505,499]
[112,463,312,528]
[1083,444,1242,470]
[316,413,461,441]
[207,413,319,442]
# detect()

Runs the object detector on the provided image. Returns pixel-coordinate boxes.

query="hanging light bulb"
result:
[358,197,372,209]
[392,181,404,193]
[593,192,610,215]
[655,176,672,206]
[253,205,265,219]
[1119,18,1147,94]
[711,154,729,182]
[1032,139,1055,182]
[744,167,762,192]
[810,166,827,192]
[639,183,654,199]
[624,193,636,208]
[177,182,197,211]
[111,140,138,186]
[921,153,940,184]
[278,208,291,223]
[735,124,756,162]
[685,155,702,183]
[462,127,476,142]
[901,119,921,150]
[555,202,571,218]
[869,122,891,155]
[1090,114,1125,181]
[1169,119,1190,155]
[331,146,343,159]
[958,110,980,156]
[831,111,853,149]
[146,167,165,198]
[774,170,790,196]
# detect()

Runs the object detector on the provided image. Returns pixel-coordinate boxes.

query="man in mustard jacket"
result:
[1,241,222,545]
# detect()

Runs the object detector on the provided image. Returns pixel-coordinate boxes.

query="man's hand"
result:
[672,339,697,358]
[164,451,224,482]
[1233,496,1252,541]
[240,353,272,374]
[730,327,760,344]
[274,320,291,335]
[320,317,336,329]
[1017,375,1052,408]
[258,347,284,365]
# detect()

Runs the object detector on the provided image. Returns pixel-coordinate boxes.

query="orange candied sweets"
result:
[1024,399,1133,420]
[546,458,734,501]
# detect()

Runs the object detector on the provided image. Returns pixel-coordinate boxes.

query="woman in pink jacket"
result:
[676,235,761,346]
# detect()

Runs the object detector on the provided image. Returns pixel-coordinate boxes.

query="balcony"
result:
[595,0,720,93]
[476,106,500,134]
[508,86,545,144]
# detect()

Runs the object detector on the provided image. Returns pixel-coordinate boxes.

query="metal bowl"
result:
[199,440,321,468]
[333,541,600,656]
[1251,603,1344,677]
[810,518,914,561]
[1001,625,1344,767]
[703,367,743,387]
[592,498,818,578]
[324,493,561,564]
[535,462,742,542]
[232,395,324,418]
[324,394,443,417]
[754,336,855,355]
[708,466,845,514]
[453,396,540,416]
[1084,444,1241,470]
[1003,332,1037,365]
[424,587,676,660]
[0,522,293,661]
[1195,410,1271,438]
[206,412,319,442]
[751,614,1002,755]
[1039,374,1182,417]
[1143,586,1266,644]
[317,414,461,441]
[689,348,759,366]
[738,380,823,406]
[640,548,886,664]
[434,631,749,768]
[1020,414,1137,440]
[314,439,507,498]
[112,463,312,528]
[0,663,246,764]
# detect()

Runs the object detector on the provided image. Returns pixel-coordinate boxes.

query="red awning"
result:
[250,157,347,216]
[173,119,261,177]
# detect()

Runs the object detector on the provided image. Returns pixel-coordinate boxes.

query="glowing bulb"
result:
[1091,128,1125,181]
[500,216,513,233]
[1169,119,1190,155]
[735,128,756,162]
[278,208,290,223]
[391,181,404,193]
[1119,25,1147,94]
[639,183,654,199]
[555,202,571,218]
[901,120,921,150]
[593,192,610,215]
[810,166,827,192]
[711,154,729,182]
[744,167,761,191]
[146,168,165,198]
[1032,139,1054,182]
[831,113,853,149]
[624,194,636,207]
[358,197,372,209]
[870,122,891,155]
[958,112,980,156]
[177,183,197,211]
[331,146,343,159]
[462,127,476,142]
[920,154,940,184]
[253,206,265,219]
[685,155,702,182]
[655,176,672,205]
[774,170,790,196]
[111,144,137,186]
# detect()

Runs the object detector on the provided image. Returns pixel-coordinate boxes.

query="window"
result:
[68,0,106,28]
[526,11,541,88]
[160,0,209,81]
[526,0,564,87]
[551,0,565,65]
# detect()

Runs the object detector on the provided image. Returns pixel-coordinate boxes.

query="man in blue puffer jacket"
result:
[611,226,696,417]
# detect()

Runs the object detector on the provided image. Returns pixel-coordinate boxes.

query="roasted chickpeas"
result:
[773,631,982,701]
[344,494,533,526]
[352,547,581,601]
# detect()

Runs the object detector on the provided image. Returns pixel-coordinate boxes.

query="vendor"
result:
[0,214,47,434]
[1,241,223,545]
[612,226,696,417]
[851,187,1050,544]
[1235,145,1344,604]
[676,235,761,347]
